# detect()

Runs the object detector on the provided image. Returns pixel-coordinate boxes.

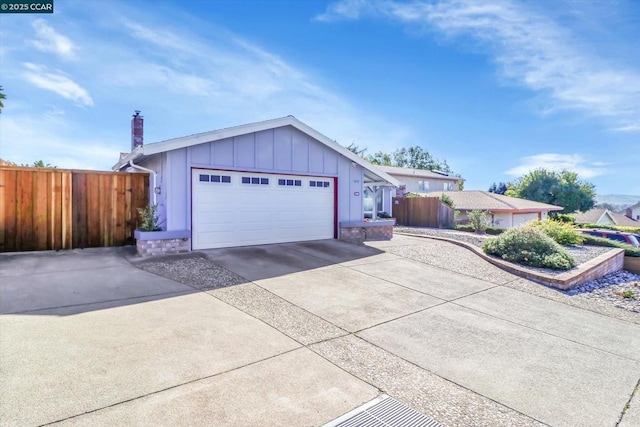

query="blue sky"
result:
[1,0,638,195]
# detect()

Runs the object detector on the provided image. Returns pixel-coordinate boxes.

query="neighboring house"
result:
[377,165,463,194]
[113,116,399,250]
[573,208,640,227]
[424,191,563,228]
[626,202,640,222]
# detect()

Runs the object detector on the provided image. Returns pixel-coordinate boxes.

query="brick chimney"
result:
[131,110,144,150]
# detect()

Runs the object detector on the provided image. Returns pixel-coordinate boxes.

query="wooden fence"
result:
[0,167,149,252]
[393,196,454,228]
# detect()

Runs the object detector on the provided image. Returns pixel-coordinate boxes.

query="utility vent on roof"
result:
[323,395,443,427]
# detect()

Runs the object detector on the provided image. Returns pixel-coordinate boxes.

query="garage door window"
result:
[310,181,330,188]
[242,177,269,185]
[199,174,231,183]
[278,179,301,187]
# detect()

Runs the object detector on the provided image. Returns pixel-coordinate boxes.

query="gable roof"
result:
[611,211,640,227]
[574,208,640,227]
[572,208,613,225]
[112,115,400,187]
[377,165,464,181]
[424,191,563,212]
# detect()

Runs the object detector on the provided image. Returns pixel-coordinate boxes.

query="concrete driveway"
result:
[2,236,639,426]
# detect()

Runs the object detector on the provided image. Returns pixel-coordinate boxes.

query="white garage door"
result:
[192,169,335,249]
[513,213,539,227]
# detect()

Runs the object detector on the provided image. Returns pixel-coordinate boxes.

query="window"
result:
[199,174,231,183]
[242,176,268,185]
[444,182,455,191]
[363,188,383,218]
[310,180,330,188]
[278,178,300,187]
[418,180,430,191]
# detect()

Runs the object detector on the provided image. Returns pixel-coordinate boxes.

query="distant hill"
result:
[595,194,640,211]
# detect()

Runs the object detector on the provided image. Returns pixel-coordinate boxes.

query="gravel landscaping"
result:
[135,253,246,290]
[395,227,640,317]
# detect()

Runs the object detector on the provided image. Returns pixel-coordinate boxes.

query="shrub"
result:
[377,211,391,219]
[468,209,490,233]
[550,212,576,224]
[440,194,455,209]
[137,204,161,231]
[579,223,640,234]
[582,235,640,257]
[529,219,585,245]
[455,224,506,235]
[482,226,575,270]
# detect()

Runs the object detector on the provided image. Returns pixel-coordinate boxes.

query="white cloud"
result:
[316,0,640,132]
[505,153,609,178]
[30,19,76,59]
[22,63,93,106]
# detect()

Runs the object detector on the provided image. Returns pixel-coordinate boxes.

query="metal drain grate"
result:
[323,394,443,427]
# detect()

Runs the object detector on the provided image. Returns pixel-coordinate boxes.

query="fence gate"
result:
[393,197,454,228]
[0,167,149,252]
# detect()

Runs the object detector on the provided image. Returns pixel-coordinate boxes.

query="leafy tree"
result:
[506,168,595,213]
[0,85,5,113]
[345,143,367,157]
[21,160,57,168]
[367,151,392,166]
[594,202,616,211]
[488,182,509,194]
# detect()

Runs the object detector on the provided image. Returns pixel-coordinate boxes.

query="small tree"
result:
[440,194,454,209]
[137,204,161,231]
[468,209,490,233]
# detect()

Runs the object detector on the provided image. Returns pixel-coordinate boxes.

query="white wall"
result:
[389,174,459,193]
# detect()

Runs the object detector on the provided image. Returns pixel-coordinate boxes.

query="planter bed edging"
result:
[396,232,625,290]
[134,229,191,257]
[340,220,396,244]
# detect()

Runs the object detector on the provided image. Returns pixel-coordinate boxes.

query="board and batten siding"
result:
[156,125,363,232]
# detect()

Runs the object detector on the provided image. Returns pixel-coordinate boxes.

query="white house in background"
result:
[113,116,399,250]
[626,203,640,221]
[424,191,563,228]
[377,165,463,194]
[573,208,640,227]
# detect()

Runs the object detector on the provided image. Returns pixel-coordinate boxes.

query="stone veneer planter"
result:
[134,229,190,257]
[624,256,640,274]
[340,219,396,244]
[397,232,626,290]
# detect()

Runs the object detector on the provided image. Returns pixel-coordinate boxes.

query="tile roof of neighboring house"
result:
[572,208,612,224]
[627,202,640,210]
[572,208,640,227]
[612,212,640,227]
[424,191,563,212]
[377,165,464,181]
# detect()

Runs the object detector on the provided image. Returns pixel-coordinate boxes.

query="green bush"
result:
[377,211,391,219]
[137,204,161,231]
[440,194,455,209]
[582,235,640,257]
[482,226,575,270]
[468,209,490,233]
[550,212,576,224]
[529,219,585,245]
[580,223,640,234]
[455,224,506,235]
